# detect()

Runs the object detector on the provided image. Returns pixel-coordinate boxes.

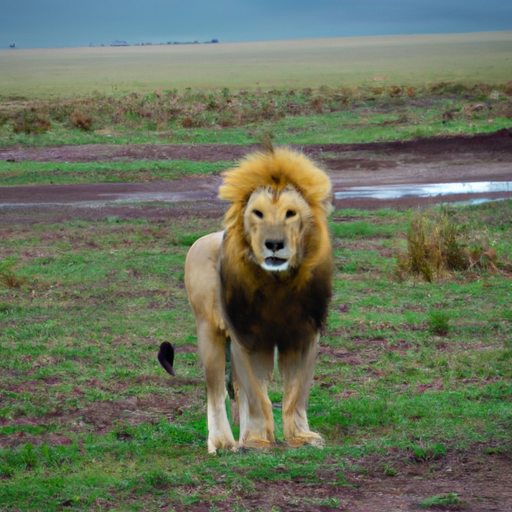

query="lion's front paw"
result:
[240,435,274,450]
[207,436,238,454]
[287,431,325,448]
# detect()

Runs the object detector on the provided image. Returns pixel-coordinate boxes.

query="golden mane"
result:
[219,148,333,229]
[218,147,333,290]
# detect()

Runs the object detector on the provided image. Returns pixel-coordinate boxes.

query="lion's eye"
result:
[252,209,264,219]
[286,210,296,218]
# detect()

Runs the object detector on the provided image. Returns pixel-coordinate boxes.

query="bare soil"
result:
[168,447,512,512]
[2,130,512,511]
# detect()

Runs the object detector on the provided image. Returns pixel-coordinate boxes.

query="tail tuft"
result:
[158,342,176,376]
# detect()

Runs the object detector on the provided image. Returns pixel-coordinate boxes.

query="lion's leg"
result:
[278,335,324,448]
[231,339,275,448]
[196,321,237,454]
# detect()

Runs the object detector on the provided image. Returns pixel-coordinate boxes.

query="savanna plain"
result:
[1,33,512,511]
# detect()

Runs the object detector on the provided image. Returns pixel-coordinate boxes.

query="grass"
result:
[0,159,231,186]
[0,199,511,510]
[1,32,512,98]
[418,493,460,508]
[1,83,511,150]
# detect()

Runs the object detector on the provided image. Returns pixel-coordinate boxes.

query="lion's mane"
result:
[219,148,333,284]
[219,147,333,222]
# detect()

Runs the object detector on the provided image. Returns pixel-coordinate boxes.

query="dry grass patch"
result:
[396,208,499,282]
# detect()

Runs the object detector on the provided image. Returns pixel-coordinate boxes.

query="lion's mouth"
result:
[262,257,289,271]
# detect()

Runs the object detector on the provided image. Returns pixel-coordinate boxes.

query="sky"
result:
[2,0,512,49]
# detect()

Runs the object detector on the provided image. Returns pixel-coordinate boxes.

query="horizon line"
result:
[4,29,512,51]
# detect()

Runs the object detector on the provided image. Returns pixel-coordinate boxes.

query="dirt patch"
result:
[77,395,188,435]
[1,129,511,164]
[318,345,363,366]
[0,375,203,450]
[148,445,512,512]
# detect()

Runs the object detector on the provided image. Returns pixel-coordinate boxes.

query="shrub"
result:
[70,110,93,130]
[12,112,51,134]
[395,208,498,282]
[389,85,403,98]
[181,116,195,128]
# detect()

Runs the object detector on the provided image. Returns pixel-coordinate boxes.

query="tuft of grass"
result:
[428,310,451,336]
[408,442,447,462]
[418,492,460,508]
[396,208,499,282]
[382,463,398,476]
[0,260,27,289]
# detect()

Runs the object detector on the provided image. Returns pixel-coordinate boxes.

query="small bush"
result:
[12,112,51,134]
[70,110,93,131]
[389,85,403,98]
[181,116,195,128]
[311,97,324,112]
[396,209,498,282]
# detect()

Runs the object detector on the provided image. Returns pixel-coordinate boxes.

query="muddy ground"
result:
[1,130,512,511]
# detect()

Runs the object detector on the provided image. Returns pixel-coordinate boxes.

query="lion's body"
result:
[185,148,333,453]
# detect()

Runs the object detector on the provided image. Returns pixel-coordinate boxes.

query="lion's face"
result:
[243,185,312,272]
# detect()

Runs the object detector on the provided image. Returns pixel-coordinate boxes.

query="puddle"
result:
[334,181,512,201]
[1,180,511,210]
[98,191,209,203]
[0,187,214,208]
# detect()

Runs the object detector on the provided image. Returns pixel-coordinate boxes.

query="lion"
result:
[184,147,333,453]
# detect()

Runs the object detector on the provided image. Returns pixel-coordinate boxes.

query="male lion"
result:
[185,147,333,453]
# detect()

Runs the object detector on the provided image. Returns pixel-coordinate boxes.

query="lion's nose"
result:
[265,240,285,252]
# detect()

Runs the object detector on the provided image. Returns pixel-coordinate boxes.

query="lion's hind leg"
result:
[185,231,236,453]
[278,336,324,448]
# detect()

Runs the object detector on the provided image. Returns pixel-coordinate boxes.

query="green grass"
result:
[418,492,460,508]
[0,199,511,510]
[1,32,511,98]
[0,159,231,186]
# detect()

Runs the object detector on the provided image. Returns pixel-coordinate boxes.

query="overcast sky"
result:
[2,0,512,49]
